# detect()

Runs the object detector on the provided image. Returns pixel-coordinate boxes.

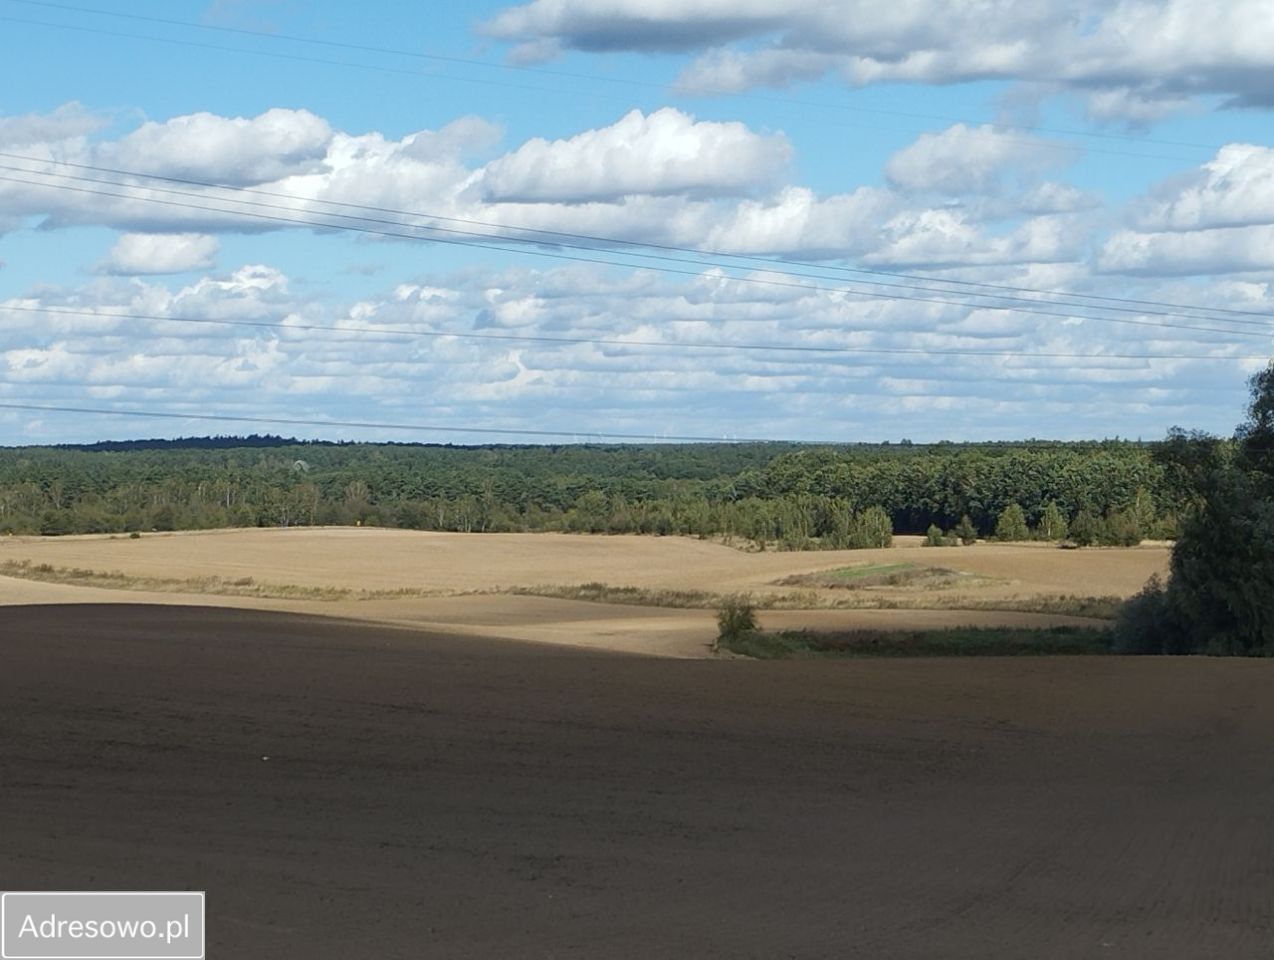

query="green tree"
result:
[1069,509,1099,547]
[954,514,978,545]
[1038,500,1068,541]
[1115,362,1274,655]
[848,506,893,548]
[993,503,1030,541]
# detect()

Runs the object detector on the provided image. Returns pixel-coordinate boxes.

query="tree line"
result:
[1,438,1185,549]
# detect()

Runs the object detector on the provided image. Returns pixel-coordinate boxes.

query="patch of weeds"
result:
[717,625,1112,659]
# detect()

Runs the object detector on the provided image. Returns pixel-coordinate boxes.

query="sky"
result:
[0,0,1272,445]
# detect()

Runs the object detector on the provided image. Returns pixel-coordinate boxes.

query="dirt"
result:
[2,604,1270,958]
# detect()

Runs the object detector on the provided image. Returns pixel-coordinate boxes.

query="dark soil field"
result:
[2,604,1271,959]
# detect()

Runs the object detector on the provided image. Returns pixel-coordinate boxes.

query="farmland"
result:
[4,603,1271,958]
[0,527,1168,656]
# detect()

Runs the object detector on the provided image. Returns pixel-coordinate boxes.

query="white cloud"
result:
[1133,144,1274,232]
[401,116,504,161]
[699,186,895,257]
[486,0,1274,119]
[0,102,106,147]
[1098,144,1274,275]
[477,108,791,202]
[867,208,1083,268]
[96,108,334,185]
[1099,224,1274,276]
[98,233,220,275]
[1017,182,1100,215]
[885,124,1065,195]
[5,257,1264,444]
[0,102,1126,275]
[7,101,1272,310]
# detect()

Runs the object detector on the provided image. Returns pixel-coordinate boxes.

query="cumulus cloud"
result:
[477,108,791,202]
[1097,144,1274,275]
[4,100,1268,297]
[0,104,856,261]
[885,124,1066,195]
[98,233,221,276]
[3,259,1266,442]
[0,102,106,147]
[1099,224,1274,276]
[1132,144,1274,232]
[867,208,1084,269]
[698,186,895,257]
[485,0,1274,120]
[95,108,334,185]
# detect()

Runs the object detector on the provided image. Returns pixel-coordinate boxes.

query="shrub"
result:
[715,594,758,650]
[1112,575,1178,654]
[954,515,978,545]
[924,523,950,546]
[1098,508,1141,547]
[1069,509,1100,546]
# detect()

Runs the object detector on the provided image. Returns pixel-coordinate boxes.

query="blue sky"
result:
[1,0,1272,444]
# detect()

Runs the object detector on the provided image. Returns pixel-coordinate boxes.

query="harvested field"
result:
[0,528,1168,655]
[2,604,1270,958]
[0,527,1168,597]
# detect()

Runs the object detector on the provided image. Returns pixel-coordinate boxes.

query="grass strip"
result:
[719,625,1113,659]
[0,560,446,601]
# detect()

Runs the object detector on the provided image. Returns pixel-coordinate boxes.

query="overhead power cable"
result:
[5,303,1269,364]
[4,166,1273,343]
[2,150,1268,325]
[0,0,1223,158]
[0,401,776,444]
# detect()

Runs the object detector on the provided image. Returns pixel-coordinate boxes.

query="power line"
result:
[0,0,1223,157]
[4,150,1270,326]
[5,303,1268,364]
[0,401,775,444]
[0,9,1205,168]
[4,166,1272,343]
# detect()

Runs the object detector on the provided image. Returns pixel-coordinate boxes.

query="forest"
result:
[0,437,1187,548]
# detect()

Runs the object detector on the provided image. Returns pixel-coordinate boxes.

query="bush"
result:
[1069,509,1100,546]
[954,515,978,545]
[1098,508,1141,547]
[924,523,953,546]
[1112,575,1179,654]
[715,594,758,650]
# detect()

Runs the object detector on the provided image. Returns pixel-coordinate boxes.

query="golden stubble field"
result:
[0,527,1170,657]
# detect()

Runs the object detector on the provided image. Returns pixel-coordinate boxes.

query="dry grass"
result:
[0,554,1127,623]
[720,625,1114,659]
[773,562,997,591]
[0,560,449,602]
[503,582,720,608]
[960,594,1126,620]
[498,579,1122,619]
